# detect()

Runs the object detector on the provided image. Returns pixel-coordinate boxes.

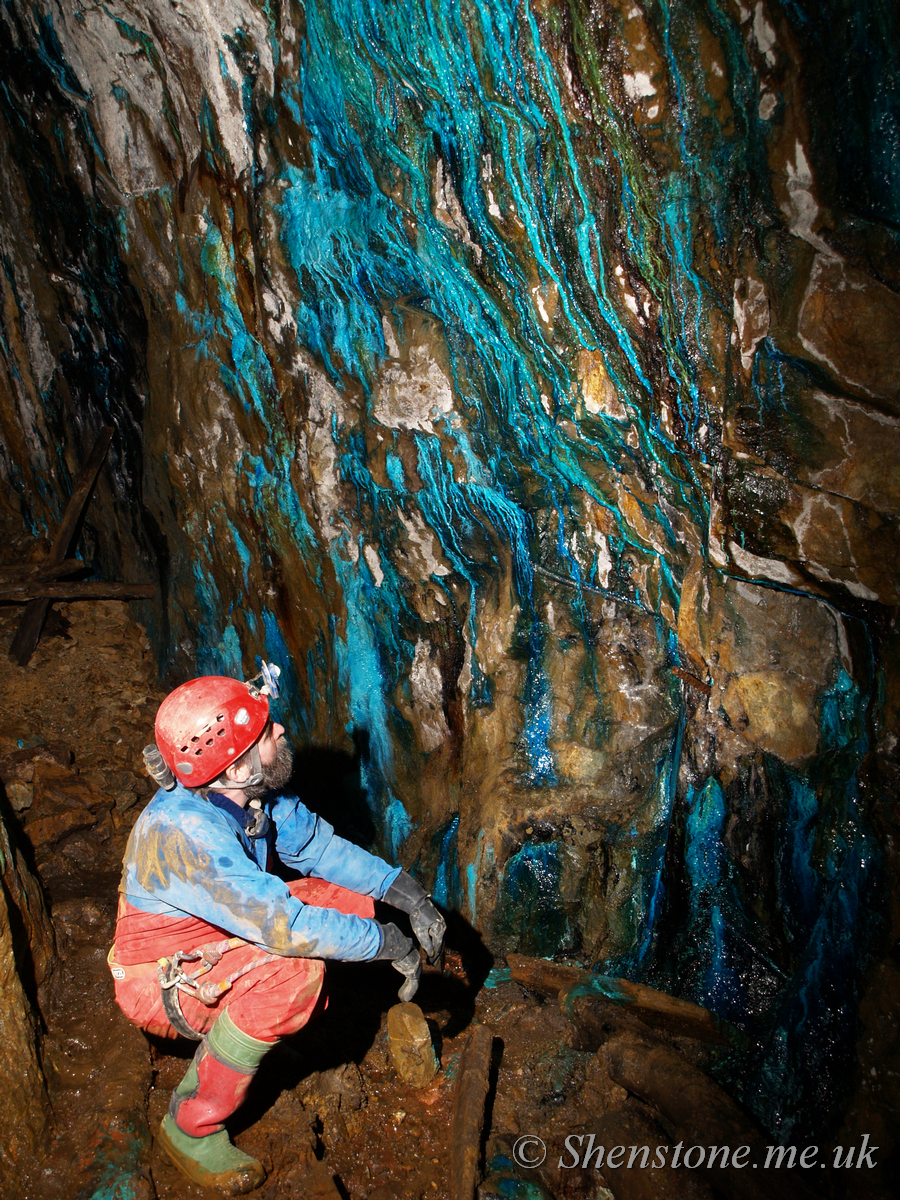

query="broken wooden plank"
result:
[558,980,732,1046]
[0,582,155,602]
[601,1037,817,1200]
[449,1024,494,1200]
[588,1098,716,1200]
[9,427,113,665]
[0,559,84,582]
[507,954,734,1045]
[505,954,584,998]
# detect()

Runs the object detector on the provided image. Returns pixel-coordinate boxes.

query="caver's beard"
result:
[244,738,294,800]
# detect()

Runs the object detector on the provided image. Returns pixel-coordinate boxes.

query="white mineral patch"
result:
[381,316,400,359]
[791,492,845,568]
[37,0,273,196]
[623,71,657,99]
[586,524,614,588]
[807,561,879,601]
[397,509,452,578]
[728,541,801,587]
[363,544,384,587]
[753,3,778,65]
[302,370,344,543]
[532,287,550,324]
[372,344,455,434]
[759,91,778,121]
[410,638,450,752]
[782,140,829,252]
[434,159,481,262]
[732,277,769,370]
[458,639,473,705]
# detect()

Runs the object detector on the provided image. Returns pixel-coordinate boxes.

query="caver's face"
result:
[256,719,285,768]
[246,720,293,798]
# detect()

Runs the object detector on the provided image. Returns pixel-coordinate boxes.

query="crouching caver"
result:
[109,667,445,1195]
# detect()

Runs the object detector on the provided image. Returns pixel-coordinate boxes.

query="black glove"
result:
[372,921,422,1002]
[384,870,446,963]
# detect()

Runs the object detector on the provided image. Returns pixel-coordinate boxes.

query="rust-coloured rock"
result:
[0,803,53,1188]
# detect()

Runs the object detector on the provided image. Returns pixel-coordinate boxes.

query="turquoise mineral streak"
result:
[218,623,244,679]
[433,814,461,910]
[496,840,569,957]
[10,0,884,1152]
[521,648,557,786]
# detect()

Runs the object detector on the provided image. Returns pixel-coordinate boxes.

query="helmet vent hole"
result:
[216,729,225,736]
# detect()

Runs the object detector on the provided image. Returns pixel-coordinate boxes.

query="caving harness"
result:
[156,937,281,1040]
[108,934,282,1040]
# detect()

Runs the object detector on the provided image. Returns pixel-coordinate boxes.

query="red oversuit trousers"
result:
[112,878,374,1042]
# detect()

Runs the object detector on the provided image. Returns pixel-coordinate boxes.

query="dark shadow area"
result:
[0,780,53,1019]
[288,741,377,849]
[230,906,496,1135]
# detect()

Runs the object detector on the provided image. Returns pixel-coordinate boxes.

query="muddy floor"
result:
[0,521,895,1200]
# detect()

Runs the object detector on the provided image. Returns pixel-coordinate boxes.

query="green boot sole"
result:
[159,1113,265,1195]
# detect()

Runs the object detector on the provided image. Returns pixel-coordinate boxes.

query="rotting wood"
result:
[558,980,732,1046]
[0,582,155,602]
[449,1023,494,1200]
[6,427,153,666]
[507,954,733,1045]
[505,954,584,998]
[588,1099,716,1200]
[0,559,84,582]
[601,1037,818,1200]
[9,427,113,665]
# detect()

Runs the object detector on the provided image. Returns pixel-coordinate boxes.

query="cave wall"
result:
[0,0,898,1141]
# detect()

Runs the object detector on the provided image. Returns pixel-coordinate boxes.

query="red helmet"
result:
[155,676,270,787]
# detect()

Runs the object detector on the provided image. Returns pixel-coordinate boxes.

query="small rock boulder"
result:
[387,1002,439,1088]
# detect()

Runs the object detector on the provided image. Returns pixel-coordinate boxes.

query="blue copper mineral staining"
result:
[0,0,896,1154]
